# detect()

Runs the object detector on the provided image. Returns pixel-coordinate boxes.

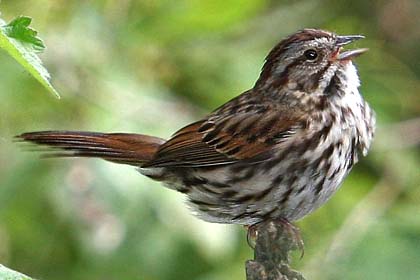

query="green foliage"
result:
[0,264,34,280]
[0,16,59,97]
[1,17,45,52]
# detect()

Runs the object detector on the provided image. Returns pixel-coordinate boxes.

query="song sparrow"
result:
[17,29,375,227]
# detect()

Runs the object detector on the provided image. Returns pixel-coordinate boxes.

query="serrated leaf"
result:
[2,16,45,52]
[0,16,60,98]
[0,264,35,280]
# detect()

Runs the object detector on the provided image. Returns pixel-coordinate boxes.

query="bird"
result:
[17,29,375,230]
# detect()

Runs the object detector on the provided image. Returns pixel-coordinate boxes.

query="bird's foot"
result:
[246,218,305,258]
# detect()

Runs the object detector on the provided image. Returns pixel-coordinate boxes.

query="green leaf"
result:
[0,16,60,98]
[0,264,35,280]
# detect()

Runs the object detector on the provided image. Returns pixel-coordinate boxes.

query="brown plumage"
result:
[18,131,164,165]
[17,29,375,227]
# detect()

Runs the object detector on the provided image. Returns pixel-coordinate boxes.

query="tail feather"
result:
[16,131,166,166]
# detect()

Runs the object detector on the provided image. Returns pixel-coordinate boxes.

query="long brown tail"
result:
[16,131,166,167]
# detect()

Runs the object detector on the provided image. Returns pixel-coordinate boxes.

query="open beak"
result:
[335,34,368,61]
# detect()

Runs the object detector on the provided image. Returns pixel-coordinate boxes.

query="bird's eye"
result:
[304,49,318,61]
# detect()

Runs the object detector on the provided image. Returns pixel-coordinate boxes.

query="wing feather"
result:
[143,100,302,168]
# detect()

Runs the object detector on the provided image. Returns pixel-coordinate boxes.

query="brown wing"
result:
[143,102,301,168]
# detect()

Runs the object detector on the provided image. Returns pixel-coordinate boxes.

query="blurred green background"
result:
[1,0,419,279]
